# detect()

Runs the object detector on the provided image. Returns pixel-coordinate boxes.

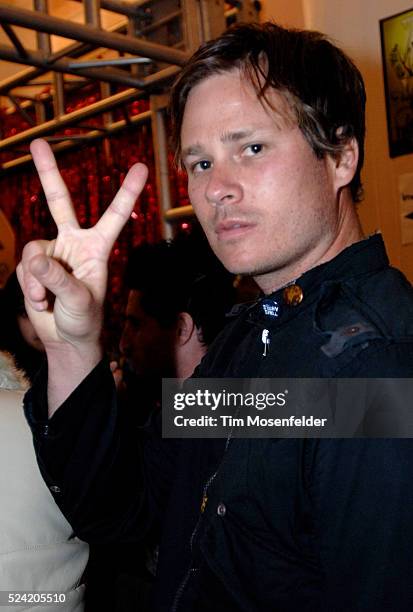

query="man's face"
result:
[119,289,176,379]
[181,69,342,292]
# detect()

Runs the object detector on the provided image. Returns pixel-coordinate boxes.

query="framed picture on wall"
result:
[380,8,413,157]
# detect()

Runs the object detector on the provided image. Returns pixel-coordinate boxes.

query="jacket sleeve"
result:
[308,438,413,610]
[308,340,413,610]
[23,358,179,544]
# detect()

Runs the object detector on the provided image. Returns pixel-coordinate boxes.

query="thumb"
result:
[29,254,95,314]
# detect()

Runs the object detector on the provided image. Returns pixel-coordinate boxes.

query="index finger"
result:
[30,139,79,229]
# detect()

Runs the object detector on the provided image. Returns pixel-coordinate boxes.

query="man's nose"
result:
[205,164,242,207]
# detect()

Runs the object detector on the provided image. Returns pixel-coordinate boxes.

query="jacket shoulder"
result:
[315,266,413,375]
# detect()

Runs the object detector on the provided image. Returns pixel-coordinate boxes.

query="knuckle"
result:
[22,240,40,259]
[46,189,67,204]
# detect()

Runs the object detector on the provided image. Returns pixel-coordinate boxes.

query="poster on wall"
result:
[380,8,413,157]
[398,173,413,245]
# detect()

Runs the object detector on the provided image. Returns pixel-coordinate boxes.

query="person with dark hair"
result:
[120,236,235,394]
[170,21,366,203]
[0,271,45,382]
[18,22,413,612]
[86,235,235,611]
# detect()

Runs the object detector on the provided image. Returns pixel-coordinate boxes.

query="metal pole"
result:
[139,10,182,35]
[0,87,143,151]
[0,65,45,94]
[199,0,226,40]
[127,13,139,78]
[84,0,101,28]
[0,50,180,150]
[53,73,65,117]
[34,99,46,125]
[150,94,173,240]
[83,0,107,139]
[33,0,51,55]
[0,4,189,66]
[72,0,145,18]
[1,110,152,171]
[0,23,28,57]
[180,0,203,53]
[7,93,36,126]
[67,56,152,69]
[164,205,194,222]
[33,0,65,119]
[100,79,114,165]
[0,18,129,94]
[0,44,148,89]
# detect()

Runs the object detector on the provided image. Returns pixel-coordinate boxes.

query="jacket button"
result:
[49,485,61,494]
[283,284,304,306]
[344,325,360,335]
[217,502,226,517]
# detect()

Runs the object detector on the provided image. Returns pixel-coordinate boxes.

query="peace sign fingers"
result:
[95,162,148,250]
[30,139,80,230]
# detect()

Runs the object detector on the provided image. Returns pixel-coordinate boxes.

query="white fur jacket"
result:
[0,352,89,612]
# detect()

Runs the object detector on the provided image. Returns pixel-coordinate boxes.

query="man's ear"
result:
[176,311,196,346]
[333,136,359,191]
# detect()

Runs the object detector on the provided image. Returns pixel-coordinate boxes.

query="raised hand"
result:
[18,139,148,412]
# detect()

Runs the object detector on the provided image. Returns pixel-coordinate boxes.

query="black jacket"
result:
[25,235,413,611]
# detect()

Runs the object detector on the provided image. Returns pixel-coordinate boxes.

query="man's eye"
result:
[245,144,263,155]
[192,160,211,172]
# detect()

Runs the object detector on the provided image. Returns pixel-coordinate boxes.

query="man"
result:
[112,236,236,430]
[19,22,413,611]
[87,237,235,611]
[119,236,235,397]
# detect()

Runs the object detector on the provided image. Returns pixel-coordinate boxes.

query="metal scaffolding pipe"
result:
[134,0,158,9]
[0,40,93,94]
[0,16,146,94]
[7,92,36,126]
[33,0,68,120]
[0,65,45,94]
[141,63,180,86]
[73,0,145,18]
[139,10,182,35]
[0,66,172,153]
[34,0,51,56]
[164,204,194,222]
[151,97,173,239]
[34,99,46,124]
[0,23,28,57]
[0,4,189,65]
[0,109,152,171]
[0,19,132,95]
[67,56,152,69]
[84,0,101,28]
[53,73,65,116]
[0,87,143,151]
[0,44,148,88]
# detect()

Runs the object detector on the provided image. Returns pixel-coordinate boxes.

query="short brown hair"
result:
[169,22,366,201]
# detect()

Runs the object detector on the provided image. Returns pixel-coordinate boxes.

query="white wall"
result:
[261,0,413,280]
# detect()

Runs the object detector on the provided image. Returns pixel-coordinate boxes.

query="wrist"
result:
[45,341,103,417]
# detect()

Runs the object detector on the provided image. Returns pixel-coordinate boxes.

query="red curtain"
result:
[0,86,189,351]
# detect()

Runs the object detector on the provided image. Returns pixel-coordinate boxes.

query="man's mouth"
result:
[214,220,255,239]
